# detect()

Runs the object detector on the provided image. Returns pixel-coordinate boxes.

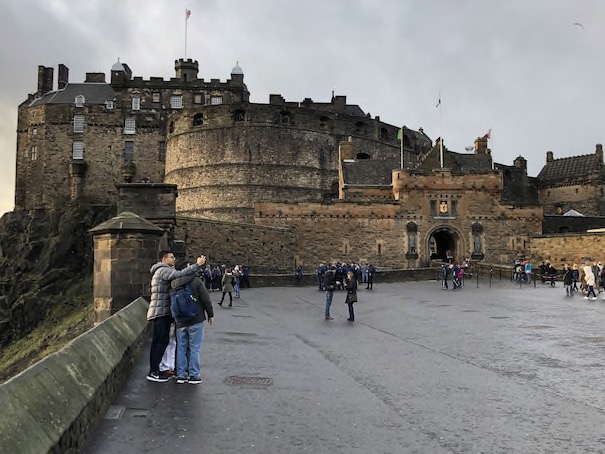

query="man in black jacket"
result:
[171,259,214,384]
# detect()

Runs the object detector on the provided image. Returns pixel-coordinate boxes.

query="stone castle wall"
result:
[530,232,605,265]
[538,180,604,216]
[164,104,409,222]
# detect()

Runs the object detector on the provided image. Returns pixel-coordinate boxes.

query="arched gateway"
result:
[427,226,464,263]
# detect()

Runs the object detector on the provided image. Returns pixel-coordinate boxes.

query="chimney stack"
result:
[58,64,69,90]
[546,151,554,163]
[37,65,54,95]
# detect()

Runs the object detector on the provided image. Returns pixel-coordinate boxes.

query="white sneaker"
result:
[583,296,589,300]
[591,297,597,300]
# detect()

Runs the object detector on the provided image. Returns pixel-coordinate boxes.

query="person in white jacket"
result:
[582,264,597,300]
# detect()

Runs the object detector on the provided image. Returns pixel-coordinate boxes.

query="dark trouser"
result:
[149,316,172,374]
[347,303,355,321]
[220,292,233,304]
[366,276,373,289]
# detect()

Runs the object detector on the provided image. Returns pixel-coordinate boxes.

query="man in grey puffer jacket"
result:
[146,250,206,382]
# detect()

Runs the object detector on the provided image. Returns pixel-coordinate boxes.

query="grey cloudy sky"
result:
[1,0,604,216]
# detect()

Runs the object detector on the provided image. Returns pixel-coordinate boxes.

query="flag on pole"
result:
[397,127,403,141]
[186,8,191,20]
[483,129,491,140]
[435,95,441,108]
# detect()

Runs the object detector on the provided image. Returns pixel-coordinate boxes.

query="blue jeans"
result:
[234,282,240,298]
[325,290,334,316]
[176,322,204,379]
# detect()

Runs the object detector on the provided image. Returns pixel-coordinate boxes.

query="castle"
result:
[14,58,605,271]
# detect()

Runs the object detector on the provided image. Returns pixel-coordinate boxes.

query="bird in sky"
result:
[573,22,585,30]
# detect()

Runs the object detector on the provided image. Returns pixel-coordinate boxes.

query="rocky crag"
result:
[0,200,115,381]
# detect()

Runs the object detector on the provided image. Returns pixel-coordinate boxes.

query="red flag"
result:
[483,129,491,140]
[186,9,191,20]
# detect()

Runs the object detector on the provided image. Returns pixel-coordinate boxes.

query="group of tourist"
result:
[319,262,375,322]
[314,261,375,292]
[146,251,250,384]
[561,261,605,300]
[440,263,466,290]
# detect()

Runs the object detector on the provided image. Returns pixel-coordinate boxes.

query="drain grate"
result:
[225,376,273,386]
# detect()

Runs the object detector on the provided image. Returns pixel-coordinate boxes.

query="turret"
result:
[175,58,199,82]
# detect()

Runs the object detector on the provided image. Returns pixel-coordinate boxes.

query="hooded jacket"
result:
[171,274,214,328]
[147,262,198,321]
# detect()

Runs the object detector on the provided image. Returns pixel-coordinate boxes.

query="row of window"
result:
[75,94,223,110]
[73,115,137,134]
[23,142,166,163]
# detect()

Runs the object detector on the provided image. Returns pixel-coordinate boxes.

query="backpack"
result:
[170,285,199,323]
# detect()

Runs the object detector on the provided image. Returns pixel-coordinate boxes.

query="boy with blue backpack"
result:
[171,259,214,384]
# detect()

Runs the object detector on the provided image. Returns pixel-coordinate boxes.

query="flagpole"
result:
[438,93,443,168]
[184,9,189,59]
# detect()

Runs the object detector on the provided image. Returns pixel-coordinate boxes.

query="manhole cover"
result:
[525,325,554,329]
[225,376,273,386]
[490,316,509,319]
[104,406,125,420]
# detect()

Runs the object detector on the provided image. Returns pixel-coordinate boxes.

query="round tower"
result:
[175,58,199,82]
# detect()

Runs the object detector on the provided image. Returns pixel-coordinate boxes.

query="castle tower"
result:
[175,58,199,81]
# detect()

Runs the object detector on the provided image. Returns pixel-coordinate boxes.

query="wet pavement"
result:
[85,279,605,453]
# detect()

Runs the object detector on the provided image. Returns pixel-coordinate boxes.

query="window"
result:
[170,96,183,109]
[152,93,161,103]
[193,113,204,126]
[73,115,85,133]
[194,94,203,104]
[72,141,84,160]
[23,147,29,158]
[124,141,134,161]
[210,96,222,105]
[124,117,136,134]
[75,95,85,107]
[30,146,37,160]
[132,97,141,110]
[105,100,114,110]
[158,141,166,162]
[430,200,437,216]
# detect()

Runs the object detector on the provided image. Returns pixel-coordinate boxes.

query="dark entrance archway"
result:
[428,229,457,262]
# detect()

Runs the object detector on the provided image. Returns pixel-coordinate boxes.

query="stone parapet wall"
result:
[0,297,148,454]
[530,232,605,265]
[175,216,295,273]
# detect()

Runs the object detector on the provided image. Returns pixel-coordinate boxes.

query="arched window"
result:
[380,128,389,140]
[233,110,245,122]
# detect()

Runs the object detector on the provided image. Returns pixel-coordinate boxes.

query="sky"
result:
[1,0,604,217]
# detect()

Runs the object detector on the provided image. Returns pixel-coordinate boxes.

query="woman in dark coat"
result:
[344,270,357,322]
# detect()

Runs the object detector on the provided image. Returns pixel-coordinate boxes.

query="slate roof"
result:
[30,83,116,107]
[537,153,603,184]
[342,159,398,186]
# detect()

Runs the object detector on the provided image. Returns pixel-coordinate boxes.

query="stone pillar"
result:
[89,212,164,324]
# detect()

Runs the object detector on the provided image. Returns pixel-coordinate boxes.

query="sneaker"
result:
[160,370,175,377]
[146,371,170,383]
[188,377,202,384]
[591,297,597,300]
[176,377,188,384]
[583,296,589,300]
[325,316,334,320]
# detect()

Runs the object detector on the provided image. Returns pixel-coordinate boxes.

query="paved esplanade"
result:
[85,280,605,453]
